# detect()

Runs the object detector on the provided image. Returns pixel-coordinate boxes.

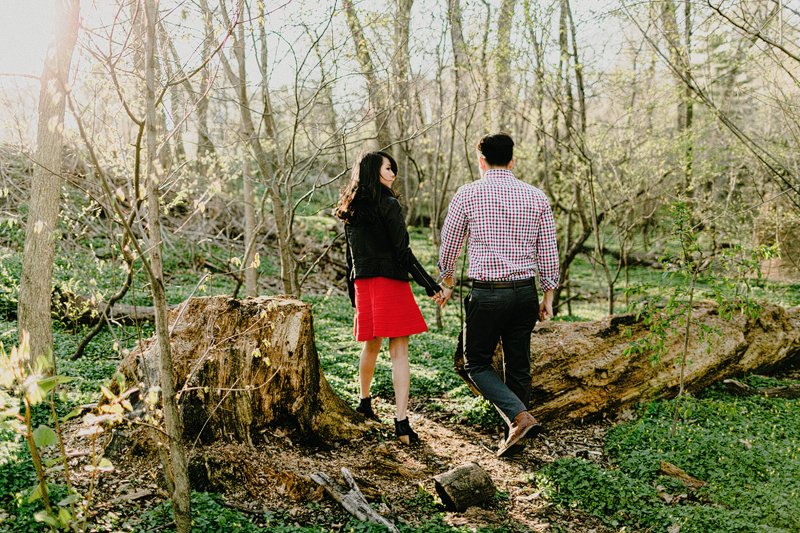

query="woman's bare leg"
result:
[388,336,410,420]
[359,337,383,399]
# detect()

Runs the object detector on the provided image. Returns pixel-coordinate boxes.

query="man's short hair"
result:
[477,133,514,166]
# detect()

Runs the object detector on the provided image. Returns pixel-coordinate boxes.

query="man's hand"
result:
[433,276,456,308]
[539,290,554,321]
[434,285,453,308]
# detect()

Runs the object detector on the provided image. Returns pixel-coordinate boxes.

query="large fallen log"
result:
[116,296,365,444]
[51,287,161,326]
[0,285,160,325]
[457,302,800,426]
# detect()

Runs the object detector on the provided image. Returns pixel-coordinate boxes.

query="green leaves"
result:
[544,386,800,532]
[28,375,74,407]
[33,506,74,528]
[31,425,57,449]
[27,482,45,504]
[84,458,114,473]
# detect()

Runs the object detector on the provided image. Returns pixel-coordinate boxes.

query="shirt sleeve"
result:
[536,197,560,292]
[437,187,468,279]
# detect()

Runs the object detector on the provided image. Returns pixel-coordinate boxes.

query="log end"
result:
[433,462,496,512]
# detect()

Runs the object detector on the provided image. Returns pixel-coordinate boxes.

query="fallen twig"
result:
[310,467,398,533]
[723,378,800,399]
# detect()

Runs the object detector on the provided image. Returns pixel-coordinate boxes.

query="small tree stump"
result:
[433,462,496,512]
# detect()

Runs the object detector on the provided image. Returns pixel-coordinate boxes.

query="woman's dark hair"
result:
[334,151,397,222]
[477,133,514,166]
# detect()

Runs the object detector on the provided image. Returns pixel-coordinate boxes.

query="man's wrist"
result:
[438,276,455,290]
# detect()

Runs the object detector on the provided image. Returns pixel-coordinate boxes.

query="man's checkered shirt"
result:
[437,169,560,292]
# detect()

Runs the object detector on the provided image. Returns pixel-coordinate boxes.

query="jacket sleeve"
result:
[344,230,356,307]
[382,197,442,297]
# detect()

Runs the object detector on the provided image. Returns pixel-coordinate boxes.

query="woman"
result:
[335,151,442,444]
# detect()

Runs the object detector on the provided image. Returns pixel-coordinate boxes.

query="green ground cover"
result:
[1,226,800,531]
[538,377,800,532]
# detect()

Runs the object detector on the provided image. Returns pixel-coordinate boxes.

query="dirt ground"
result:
[62,398,617,533]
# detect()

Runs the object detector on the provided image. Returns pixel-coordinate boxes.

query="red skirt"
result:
[354,277,428,341]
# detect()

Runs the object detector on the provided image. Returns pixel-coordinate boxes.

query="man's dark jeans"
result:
[462,283,539,423]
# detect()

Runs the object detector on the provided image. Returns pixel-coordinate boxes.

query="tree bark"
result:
[658,0,693,190]
[18,0,79,369]
[393,0,415,220]
[311,468,398,532]
[196,8,216,172]
[213,0,297,295]
[242,143,258,297]
[434,462,496,512]
[343,0,392,150]
[117,296,366,443]
[494,0,517,131]
[143,1,191,530]
[455,302,800,426]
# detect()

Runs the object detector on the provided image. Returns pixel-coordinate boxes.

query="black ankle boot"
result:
[394,418,419,445]
[356,397,379,420]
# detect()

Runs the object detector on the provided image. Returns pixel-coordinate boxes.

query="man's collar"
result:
[483,168,515,179]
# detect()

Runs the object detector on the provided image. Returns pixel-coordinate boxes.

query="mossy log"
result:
[117,296,364,444]
[456,302,800,426]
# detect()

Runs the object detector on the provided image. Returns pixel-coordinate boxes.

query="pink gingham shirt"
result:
[438,169,560,292]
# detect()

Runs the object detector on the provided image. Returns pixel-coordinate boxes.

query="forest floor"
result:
[3,229,800,531]
[61,399,616,532]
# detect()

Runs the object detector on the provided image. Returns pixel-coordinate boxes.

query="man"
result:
[436,133,559,457]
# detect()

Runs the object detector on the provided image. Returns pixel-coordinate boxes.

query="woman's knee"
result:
[388,336,409,359]
[363,337,383,354]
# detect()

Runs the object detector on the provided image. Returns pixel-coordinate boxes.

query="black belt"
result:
[471,278,536,289]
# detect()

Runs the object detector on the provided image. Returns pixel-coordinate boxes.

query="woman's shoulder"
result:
[379,190,401,209]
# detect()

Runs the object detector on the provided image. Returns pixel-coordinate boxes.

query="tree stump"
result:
[433,462,496,512]
[116,296,364,444]
[455,302,800,426]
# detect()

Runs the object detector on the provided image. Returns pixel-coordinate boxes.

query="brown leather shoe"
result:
[497,411,542,457]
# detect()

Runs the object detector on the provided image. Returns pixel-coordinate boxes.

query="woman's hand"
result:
[433,285,453,308]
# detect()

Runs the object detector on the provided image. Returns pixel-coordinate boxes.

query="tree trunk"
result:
[196,8,216,172]
[659,0,693,191]
[210,0,297,295]
[159,25,186,165]
[393,0,415,221]
[494,0,516,131]
[143,1,191,530]
[242,146,258,297]
[448,0,472,97]
[455,302,800,426]
[17,0,79,369]
[343,0,392,151]
[523,1,547,184]
[117,296,365,443]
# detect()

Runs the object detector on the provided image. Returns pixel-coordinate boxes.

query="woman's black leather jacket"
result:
[344,191,441,306]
